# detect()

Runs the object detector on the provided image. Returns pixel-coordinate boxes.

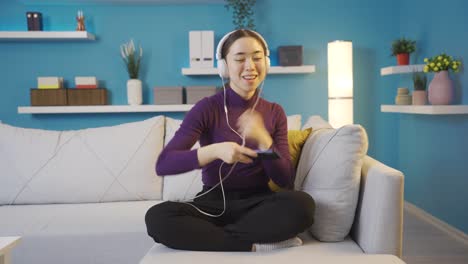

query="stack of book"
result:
[26,12,43,31]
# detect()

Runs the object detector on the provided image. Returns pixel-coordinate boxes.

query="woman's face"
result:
[225,37,267,99]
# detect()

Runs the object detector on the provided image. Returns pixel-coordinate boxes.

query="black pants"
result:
[145,186,315,251]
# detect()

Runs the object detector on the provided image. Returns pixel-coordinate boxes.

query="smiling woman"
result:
[144,29,316,252]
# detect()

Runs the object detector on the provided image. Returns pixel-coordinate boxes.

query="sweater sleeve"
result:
[261,104,294,188]
[155,98,211,176]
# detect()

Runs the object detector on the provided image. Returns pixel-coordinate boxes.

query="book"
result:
[26,12,42,31]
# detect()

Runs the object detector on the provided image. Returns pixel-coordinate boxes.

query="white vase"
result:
[127,79,142,105]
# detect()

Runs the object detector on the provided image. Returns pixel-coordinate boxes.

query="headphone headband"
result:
[216,29,270,60]
[215,29,270,78]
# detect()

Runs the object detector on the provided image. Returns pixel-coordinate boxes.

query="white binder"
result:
[189,31,202,68]
[201,31,214,68]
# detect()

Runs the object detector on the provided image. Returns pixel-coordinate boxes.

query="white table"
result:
[0,237,21,264]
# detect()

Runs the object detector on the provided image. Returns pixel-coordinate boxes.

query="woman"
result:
[145,29,315,252]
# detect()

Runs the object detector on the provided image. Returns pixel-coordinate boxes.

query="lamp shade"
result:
[328,40,353,128]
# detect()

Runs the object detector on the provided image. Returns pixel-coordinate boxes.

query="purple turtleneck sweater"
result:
[156,86,294,190]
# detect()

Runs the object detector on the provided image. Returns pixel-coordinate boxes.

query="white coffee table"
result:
[0,237,21,264]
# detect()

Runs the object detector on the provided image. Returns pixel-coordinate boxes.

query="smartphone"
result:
[255,149,280,160]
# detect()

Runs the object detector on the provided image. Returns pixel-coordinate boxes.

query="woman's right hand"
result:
[216,142,258,164]
[197,142,258,167]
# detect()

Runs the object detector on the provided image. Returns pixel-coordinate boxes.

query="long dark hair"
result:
[221,29,267,59]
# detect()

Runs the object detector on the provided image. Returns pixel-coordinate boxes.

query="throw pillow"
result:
[287,114,302,130]
[288,127,313,168]
[0,116,165,205]
[295,116,368,242]
[268,127,312,192]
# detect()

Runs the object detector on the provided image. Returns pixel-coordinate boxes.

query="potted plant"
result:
[391,38,416,65]
[412,72,427,105]
[225,0,256,30]
[120,39,143,105]
[423,53,462,105]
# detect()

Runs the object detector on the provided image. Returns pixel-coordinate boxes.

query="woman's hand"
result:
[216,142,258,164]
[197,142,258,166]
[237,110,273,150]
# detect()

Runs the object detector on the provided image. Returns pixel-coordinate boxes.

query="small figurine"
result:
[76,10,85,31]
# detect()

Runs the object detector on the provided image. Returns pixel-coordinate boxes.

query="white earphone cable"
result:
[183,74,265,217]
[183,35,268,217]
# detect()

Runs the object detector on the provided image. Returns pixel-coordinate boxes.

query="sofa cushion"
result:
[0,116,165,205]
[295,116,368,242]
[0,201,158,264]
[162,117,203,202]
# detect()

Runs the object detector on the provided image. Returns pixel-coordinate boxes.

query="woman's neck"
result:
[229,83,256,100]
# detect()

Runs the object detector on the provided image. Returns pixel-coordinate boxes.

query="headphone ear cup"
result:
[217,59,229,78]
[265,56,271,73]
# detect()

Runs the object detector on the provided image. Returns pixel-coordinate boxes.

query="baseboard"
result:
[404,201,468,247]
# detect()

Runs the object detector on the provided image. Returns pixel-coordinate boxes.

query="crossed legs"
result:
[145,190,315,251]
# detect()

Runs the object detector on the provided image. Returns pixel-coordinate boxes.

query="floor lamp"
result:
[328,40,353,128]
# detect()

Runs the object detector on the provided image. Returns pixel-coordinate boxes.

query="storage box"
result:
[67,88,108,106]
[30,88,67,106]
[153,86,183,105]
[278,46,303,66]
[75,76,98,89]
[37,76,64,89]
[185,86,217,104]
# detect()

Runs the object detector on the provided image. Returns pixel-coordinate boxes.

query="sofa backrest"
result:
[0,116,165,205]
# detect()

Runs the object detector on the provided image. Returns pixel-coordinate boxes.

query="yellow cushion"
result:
[269,128,313,192]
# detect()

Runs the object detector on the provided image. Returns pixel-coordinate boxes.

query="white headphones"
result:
[215,29,271,79]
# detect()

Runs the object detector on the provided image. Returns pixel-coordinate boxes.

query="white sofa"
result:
[0,115,405,264]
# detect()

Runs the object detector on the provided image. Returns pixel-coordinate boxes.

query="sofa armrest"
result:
[351,155,404,257]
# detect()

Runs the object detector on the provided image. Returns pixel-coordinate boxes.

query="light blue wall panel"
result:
[396,0,468,233]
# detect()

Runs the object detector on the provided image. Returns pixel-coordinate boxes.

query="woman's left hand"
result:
[237,109,273,150]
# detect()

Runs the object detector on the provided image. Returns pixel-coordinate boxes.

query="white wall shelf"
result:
[381,105,468,115]
[182,65,316,76]
[0,31,96,41]
[18,0,224,4]
[380,64,425,76]
[18,104,194,114]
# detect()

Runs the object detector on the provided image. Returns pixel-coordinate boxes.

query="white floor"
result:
[402,206,468,264]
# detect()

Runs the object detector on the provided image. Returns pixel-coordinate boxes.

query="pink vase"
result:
[428,71,453,105]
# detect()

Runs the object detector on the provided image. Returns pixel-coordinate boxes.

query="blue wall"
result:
[396,0,468,234]
[0,0,466,233]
